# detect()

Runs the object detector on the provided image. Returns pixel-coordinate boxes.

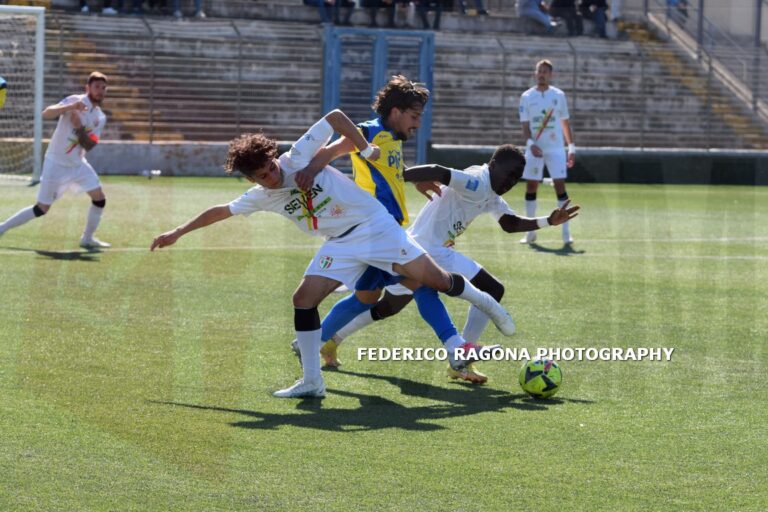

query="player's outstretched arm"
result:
[150,205,232,251]
[498,199,580,233]
[404,164,451,201]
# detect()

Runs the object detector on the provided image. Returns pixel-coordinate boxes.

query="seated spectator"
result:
[550,0,582,36]
[172,0,205,18]
[417,0,441,29]
[516,0,556,34]
[458,0,488,15]
[367,0,396,28]
[580,0,608,38]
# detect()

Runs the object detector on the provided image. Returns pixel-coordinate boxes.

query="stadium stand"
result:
[39,3,768,150]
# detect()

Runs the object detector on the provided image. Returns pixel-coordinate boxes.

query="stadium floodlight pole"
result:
[1,5,46,181]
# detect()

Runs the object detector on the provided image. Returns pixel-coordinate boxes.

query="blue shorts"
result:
[354,265,404,291]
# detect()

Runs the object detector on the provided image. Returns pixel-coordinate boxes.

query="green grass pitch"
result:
[1,177,766,511]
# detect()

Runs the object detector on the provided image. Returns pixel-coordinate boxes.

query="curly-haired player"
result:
[151,109,516,398]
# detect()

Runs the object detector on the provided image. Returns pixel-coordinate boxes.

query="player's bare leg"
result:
[394,254,515,336]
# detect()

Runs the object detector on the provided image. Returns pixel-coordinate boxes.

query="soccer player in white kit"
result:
[318,145,579,383]
[519,60,577,245]
[150,110,516,398]
[0,72,111,249]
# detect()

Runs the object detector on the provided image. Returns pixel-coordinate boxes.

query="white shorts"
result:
[37,158,101,205]
[522,147,567,181]
[304,220,426,289]
[386,244,482,296]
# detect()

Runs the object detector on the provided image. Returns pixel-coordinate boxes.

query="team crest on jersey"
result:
[330,204,345,217]
[319,256,333,269]
[465,179,479,192]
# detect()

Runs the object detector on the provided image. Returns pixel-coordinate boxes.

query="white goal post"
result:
[0,5,45,180]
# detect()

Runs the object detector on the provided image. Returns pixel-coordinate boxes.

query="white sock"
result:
[462,305,491,343]
[454,276,490,307]
[296,328,323,382]
[334,310,375,346]
[525,199,537,218]
[0,206,37,234]
[558,198,571,239]
[82,205,104,241]
[444,334,466,352]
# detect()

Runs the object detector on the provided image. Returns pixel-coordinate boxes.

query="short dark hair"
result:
[371,75,430,119]
[536,59,554,72]
[87,71,108,85]
[490,144,526,178]
[224,133,278,177]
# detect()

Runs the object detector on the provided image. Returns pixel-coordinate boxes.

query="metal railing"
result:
[645,0,768,119]
[43,10,768,151]
[430,33,768,149]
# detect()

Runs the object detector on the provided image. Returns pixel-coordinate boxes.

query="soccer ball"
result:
[519,359,562,399]
[0,77,6,109]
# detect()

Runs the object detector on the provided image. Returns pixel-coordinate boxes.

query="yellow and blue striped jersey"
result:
[350,117,408,225]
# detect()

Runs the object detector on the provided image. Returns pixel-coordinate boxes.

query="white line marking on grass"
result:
[1,243,766,262]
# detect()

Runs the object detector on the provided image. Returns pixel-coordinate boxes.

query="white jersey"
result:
[519,86,569,151]
[46,94,106,167]
[408,164,516,250]
[228,119,395,239]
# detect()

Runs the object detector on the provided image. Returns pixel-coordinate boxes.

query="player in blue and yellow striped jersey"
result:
[297,75,429,226]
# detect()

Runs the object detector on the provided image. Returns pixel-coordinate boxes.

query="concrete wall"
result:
[704,0,767,44]
[428,144,768,185]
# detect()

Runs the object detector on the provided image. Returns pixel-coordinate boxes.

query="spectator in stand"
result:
[368,0,397,28]
[516,0,556,34]
[417,0,442,30]
[457,0,489,16]
[549,0,583,36]
[580,0,608,38]
[172,0,206,18]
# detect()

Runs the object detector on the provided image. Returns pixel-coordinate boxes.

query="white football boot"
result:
[273,378,326,398]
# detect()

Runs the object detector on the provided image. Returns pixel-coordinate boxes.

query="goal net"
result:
[0,5,44,179]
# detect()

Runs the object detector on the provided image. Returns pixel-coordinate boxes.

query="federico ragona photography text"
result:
[356,347,676,363]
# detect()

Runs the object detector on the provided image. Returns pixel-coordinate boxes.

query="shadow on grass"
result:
[36,249,101,261]
[527,242,586,256]
[151,371,593,432]
[2,246,100,261]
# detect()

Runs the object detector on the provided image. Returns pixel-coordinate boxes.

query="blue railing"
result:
[322,25,434,165]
